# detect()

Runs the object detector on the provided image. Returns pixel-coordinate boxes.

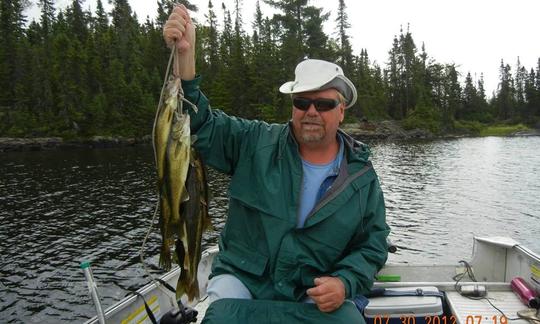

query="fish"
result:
[152,50,211,302]
[152,73,188,271]
[175,148,212,301]
[153,76,180,188]
[158,107,191,271]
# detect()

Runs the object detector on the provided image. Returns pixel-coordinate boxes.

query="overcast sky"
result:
[27,0,540,95]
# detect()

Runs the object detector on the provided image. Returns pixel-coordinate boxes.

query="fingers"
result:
[306,276,346,313]
[162,5,191,49]
[314,277,331,286]
[316,300,340,312]
[306,286,321,297]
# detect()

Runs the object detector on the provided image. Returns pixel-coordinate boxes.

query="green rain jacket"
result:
[183,77,389,306]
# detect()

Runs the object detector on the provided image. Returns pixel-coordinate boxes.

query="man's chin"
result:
[300,132,325,143]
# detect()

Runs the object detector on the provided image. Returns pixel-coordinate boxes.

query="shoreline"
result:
[2,122,539,152]
[0,136,152,152]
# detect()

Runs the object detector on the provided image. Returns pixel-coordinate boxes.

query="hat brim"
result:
[279,77,357,109]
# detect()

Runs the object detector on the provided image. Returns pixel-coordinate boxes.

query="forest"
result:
[1,0,539,139]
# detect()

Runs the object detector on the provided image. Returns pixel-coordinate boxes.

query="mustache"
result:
[300,117,323,125]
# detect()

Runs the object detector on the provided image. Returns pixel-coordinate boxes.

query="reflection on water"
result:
[0,136,539,322]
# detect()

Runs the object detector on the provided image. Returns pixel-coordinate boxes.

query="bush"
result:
[453,120,484,135]
[402,104,442,134]
[479,124,529,136]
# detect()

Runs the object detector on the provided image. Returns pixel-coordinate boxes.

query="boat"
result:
[83,237,540,324]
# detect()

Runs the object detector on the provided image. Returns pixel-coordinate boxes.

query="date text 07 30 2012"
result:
[372,315,508,324]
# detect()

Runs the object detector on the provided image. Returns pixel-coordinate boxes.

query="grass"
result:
[479,123,529,136]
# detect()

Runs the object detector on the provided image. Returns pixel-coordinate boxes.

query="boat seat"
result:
[446,290,532,324]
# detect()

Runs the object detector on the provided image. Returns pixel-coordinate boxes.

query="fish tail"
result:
[176,268,199,302]
[175,267,189,300]
[186,277,200,302]
[159,241,172,270]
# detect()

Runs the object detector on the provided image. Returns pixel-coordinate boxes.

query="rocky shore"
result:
[0,135,151,152]
[2,121,538,152]
[341,120,435,141]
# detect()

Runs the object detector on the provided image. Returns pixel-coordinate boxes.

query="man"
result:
[163,5,389,323]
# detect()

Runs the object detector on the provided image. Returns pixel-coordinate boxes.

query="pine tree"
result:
[496,60,516,120]
[205,0,219,82]
[460,72,476,120]
[303,6,330,59]
[39,0,55,39]
[247,1,281,121]
[0,0,27,111]
[442,64,461,127]
[93,0,108,32]
[66,0,88,42]
[263,0,310,77]
[335,0,354,74]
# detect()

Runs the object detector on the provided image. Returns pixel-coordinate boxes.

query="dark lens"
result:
[314,99,339,111]
[293,97,312,111]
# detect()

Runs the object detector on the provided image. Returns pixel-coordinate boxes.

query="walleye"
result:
[175,149,211,301]
[151,48,211,302]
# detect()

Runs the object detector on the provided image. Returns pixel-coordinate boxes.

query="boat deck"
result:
[195,297,210,324]
[446,291,530,324]
[192,285,535,324]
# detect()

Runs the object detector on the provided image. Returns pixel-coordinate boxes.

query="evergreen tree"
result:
[204,0,219,82]
[263,0,310,78]
[229,0,250,116]
[335,0,353,73]
[0,0,534,137]
[93,0,108,32]
[0,0,27,112]
[247,1,282,121]
[66,0,88,42]
[442,64,461,127]
[39,0,55,38]
[303,6,330,60]
[496,60,516,120]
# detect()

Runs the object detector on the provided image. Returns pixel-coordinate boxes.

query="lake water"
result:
[0,136,539,323]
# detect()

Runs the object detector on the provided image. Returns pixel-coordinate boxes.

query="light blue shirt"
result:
[297,136,344,228]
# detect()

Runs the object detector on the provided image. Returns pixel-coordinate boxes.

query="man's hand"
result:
[162,4,195,79]
[306,276,346,312]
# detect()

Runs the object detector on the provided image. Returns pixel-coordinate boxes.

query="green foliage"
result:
[453,120,484,135]
[0,0,539,139]
[402,103,442,134]
[479,124,529,136]
[454,121,530,136]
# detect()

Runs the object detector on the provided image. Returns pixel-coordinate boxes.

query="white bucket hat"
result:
[279,59,358,109]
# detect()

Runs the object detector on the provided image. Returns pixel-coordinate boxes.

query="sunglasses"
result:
[292,97,340,112]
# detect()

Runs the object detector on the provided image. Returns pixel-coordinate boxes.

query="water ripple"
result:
[1,138,539,321]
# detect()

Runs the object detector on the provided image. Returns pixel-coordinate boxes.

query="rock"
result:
[511,129,540,136]
[0,137,63,152]
[341,120,433,141]
[0,136,147,152]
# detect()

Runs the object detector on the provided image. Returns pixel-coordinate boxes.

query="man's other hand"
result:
[306,276,346,312]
